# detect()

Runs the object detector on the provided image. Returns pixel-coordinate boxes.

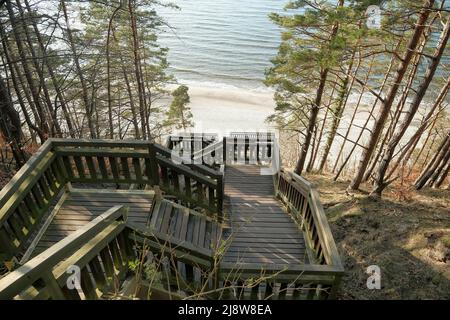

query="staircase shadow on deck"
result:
[222,165,309,265]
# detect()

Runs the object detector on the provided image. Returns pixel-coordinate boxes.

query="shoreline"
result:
[170,84,277,135]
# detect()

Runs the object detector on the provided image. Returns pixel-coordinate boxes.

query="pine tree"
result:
[265,0,363,174]
[164,85,194,131]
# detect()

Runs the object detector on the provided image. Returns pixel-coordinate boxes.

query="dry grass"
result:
[305,173,450,300]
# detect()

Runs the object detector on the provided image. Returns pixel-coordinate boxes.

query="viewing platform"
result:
[0,133,343,300]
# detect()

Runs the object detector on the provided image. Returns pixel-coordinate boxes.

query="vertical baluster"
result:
[24,194,39,220]
[250,284,259,299]
[171,170,180,193]
[279,283,288,300]
[306,284,317,300]
[264,281,273,299]
[160,166,169,189]
[44,167,57,194]
[99,247,115,279]
[148,145,159,185]
[89,256,107,290]
[109,238,124,272]
[208,187,215,213]
[133,158,143,183]
[80,267,98,300]
[31,185,45,211]
[0,225,17,257]
[120,157,131,181]
[8,214,26,244]
[197,181,204,205]
[109,157,120,181]
[50,160,64,186]
[85,156,97,180]
[184,176,192,200]
[144,158,154,185]
[97,157,109,180]
[292,283,302,299]
[73,156,86,180]
[62,156,74,180]
[38,175,51,201]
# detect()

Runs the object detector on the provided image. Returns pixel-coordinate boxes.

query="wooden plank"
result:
[149,200,162,228]
[191,214,200,246]
[154,201,167,231]
[159,202,173,234]
[179,208,190,241]
[197,218,206,249]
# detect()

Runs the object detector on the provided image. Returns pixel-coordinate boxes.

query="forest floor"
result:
[305,173,450,299]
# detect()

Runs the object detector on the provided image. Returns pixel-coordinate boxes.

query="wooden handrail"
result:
[50,139,224,216]
[0,205,127,299]
[0,139,225,265]
[277,169,343,269]
[0,204,219,300]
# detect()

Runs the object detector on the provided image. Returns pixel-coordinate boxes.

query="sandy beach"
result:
[171,84,277,136]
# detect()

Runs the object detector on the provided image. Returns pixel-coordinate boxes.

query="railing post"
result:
[216,174,224,223]
[148,143,160,186]
[222,136,227,165]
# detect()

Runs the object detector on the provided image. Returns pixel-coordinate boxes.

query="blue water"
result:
[157,0,449,98]
[157,0,285,90]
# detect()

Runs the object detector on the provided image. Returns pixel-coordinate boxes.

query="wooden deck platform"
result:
[222,166,308,265]
[28,189,155,258]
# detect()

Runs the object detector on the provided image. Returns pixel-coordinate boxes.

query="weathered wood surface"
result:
[30,189,154,257]
[222,165,308,265]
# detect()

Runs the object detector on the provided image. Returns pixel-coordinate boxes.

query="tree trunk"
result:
[106,3,123,139]
[432,160,450,188]
[22,0,76,138]
[128,0,148,140]
[332,55,375,175]
[6,0,50,139]
[427,144,450,187]
[61,0,96,139]
[349,0,435,191]
[295,68,328,174]
[389,76,450,178]
[0,74,27,167]
[293,0,344,175]
[15,0,61,137]
[415,132,450,189]
[371,15,449,196]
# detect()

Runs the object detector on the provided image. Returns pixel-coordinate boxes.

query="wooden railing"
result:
[0,205,130,299]
[191,139,224,170]
[166,133,218,160]
[0,140,65,263]
[166,132,276,168]
[0,135,343,299]
[52,139,224,218]
[218,262,343,300]
[225,132,274,165]
[268,168,344,298]
[0,205,217,299]
[0,139,225,265]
